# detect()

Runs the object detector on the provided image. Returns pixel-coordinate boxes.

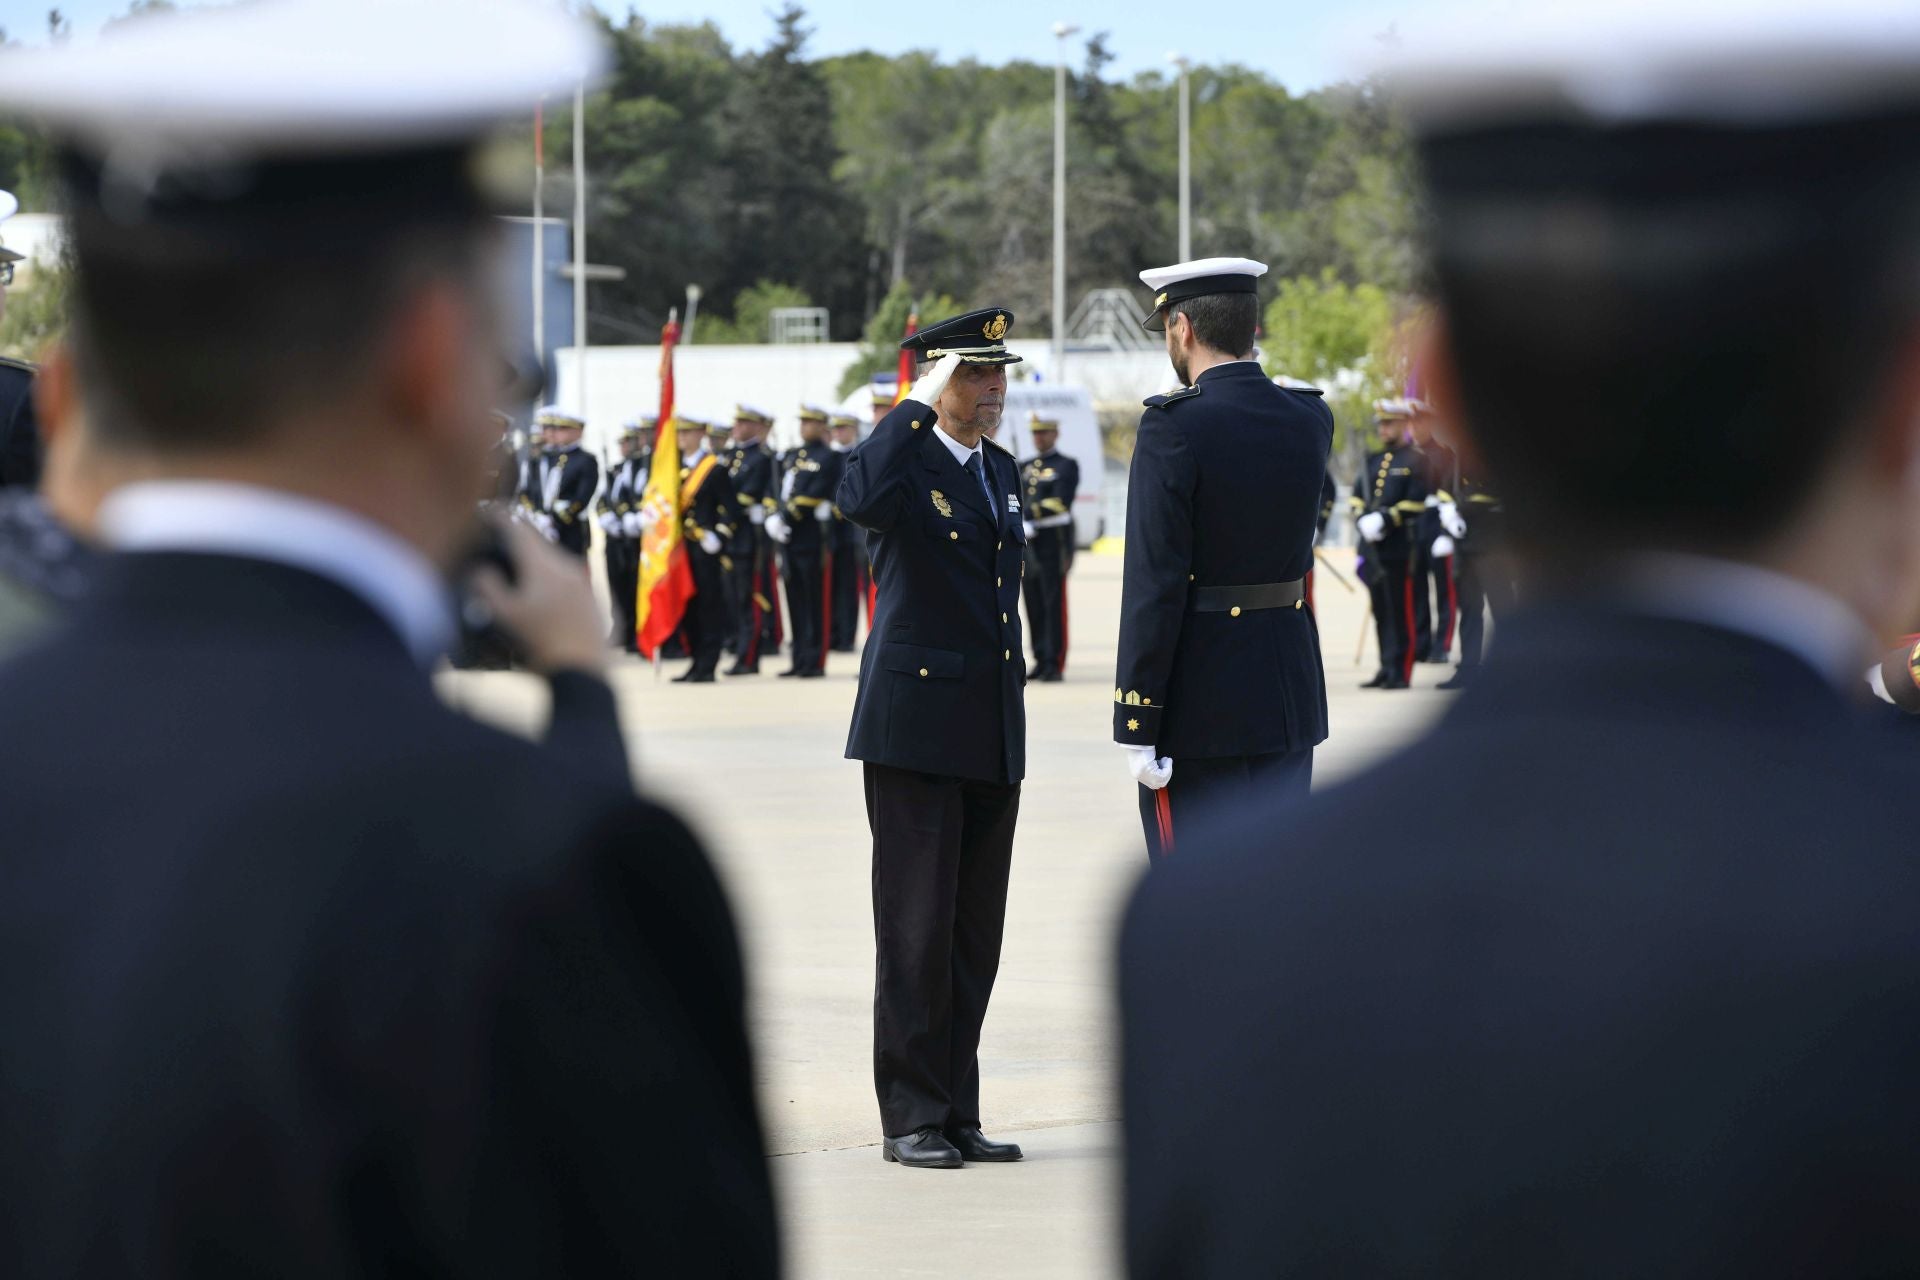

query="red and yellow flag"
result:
[893,306,918,405]
[635,315,693,656]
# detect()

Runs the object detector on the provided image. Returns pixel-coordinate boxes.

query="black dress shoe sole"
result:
[881,1146,963,1169]
[956,1147,1023,1162]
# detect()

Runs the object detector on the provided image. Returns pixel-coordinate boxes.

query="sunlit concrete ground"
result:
[439,546,1454,1278]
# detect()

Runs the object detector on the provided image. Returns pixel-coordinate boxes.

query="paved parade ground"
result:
[440,547,1454,1278]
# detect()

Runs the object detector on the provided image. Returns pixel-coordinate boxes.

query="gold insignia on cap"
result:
[1156,292,1168,307]
[931,490,953,518]
[983,313,1009,341]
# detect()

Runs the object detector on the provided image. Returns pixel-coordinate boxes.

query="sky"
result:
[1,0,1420,91]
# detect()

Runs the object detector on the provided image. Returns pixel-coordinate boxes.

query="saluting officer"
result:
[837,308,1029,1170]
[534,407,599,558]
[667,416,736,683]
[1114,259,1333,860]
[723,405,778,675]
[828,413,867,652]
[0,189,37,491]
[1351,398,1428,689]
[766,406,842,678]
[1020,416,1079,681]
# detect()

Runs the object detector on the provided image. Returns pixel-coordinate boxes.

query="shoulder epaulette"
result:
[983,434,1015,457]
[1281,382,1325,397]
[0,355,36,374]
[1143,385,1202,409]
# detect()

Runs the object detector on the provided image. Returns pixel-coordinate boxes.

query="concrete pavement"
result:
[438,548,1456,1277]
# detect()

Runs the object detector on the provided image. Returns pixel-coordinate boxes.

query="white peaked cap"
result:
[1370,0,1920,134]
[0,191,16,223]
[1138,257,1268,294]
[0,0,608,164]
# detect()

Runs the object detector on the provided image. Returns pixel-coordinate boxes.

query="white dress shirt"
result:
[1617,552,1873,689]
[98,480,456,666]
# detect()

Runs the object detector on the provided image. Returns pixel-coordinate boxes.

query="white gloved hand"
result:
[1125,744,1173,791]
[1431,534,1455,559]
[622,511,642,537]
[700,531,722,555]
[747,505,767,526]
[1022,520,1037,540]
[638,507,660,532]
[1868,663,1893,705]
[1356,511,1387,542]
[907,351,964,408]
[533,513,557,541]
[597,512,618,533]
[1439,501,1467,539]
[767,515,792,544]
[814,502,835,524]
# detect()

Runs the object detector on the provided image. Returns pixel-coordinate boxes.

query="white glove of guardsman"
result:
[814,502,835,524]
[908,350,963,407]
[596,511,618,533]
[1439,501,1467,539]
[699,531,722,555]
[622,511,641,537]
[638,507,660,532]
[747,504,767,526]
[533,512,557,541]
[766,514,792,544]
[1432,534,1455,558]
[1022,519,1037,540]
[1356,510,1387,542]
[1126,744,1173,790]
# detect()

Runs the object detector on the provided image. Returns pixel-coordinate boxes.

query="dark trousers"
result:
[556,520,590,558]
[865,762,1021,1136]
[1139,749,1314,862]
[723,542,772,668]
[604,536,639,652]
[782,542,829,675]
[1369,554,1416,685]
[1413,550,1457,662]
[683,548,728,678]
[1022,533,1070,676]
[1457,551,1518,674]
[830,534,864,650]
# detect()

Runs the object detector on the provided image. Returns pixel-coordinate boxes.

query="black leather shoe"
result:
[1037,670,1063,683]
[882,1127,964,1169]
[945,1127,1023,1162]
[777,668,801,678]
[724,662,759,676]
[797,668,826,679]
[1360,672,1388,689]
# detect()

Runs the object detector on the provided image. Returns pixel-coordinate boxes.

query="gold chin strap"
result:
[922,345,1008,360]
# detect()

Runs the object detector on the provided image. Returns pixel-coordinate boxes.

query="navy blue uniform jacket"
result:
[838,398,1026,784]
[1114,361,1333,757]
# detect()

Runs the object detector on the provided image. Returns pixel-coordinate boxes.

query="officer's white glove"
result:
[1431,534,1455,559]
[747,505,767,526]
[814,502,835,524]
[1356,511,1387,543]
[596,511,618,533]
[622,511,642,537]
[699,531,722,555]
[638,507,660,532]
[907,351,964,409]
[533,513,557,541]
[1868,663,1893,705]
[1022,520,1037,540]
[1439,501,1467,539]
[1125,745,1173,791]
[767,515,792,544]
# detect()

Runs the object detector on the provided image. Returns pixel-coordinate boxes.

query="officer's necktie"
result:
[964,451,993,515]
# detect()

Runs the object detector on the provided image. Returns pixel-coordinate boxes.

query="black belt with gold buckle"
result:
[1189,580,1305,613]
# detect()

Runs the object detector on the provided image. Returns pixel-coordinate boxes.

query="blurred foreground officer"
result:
[1115,259,1332,859]
[0,4,777,1274]
[838,309,1028,1169]
[535,406,597,557]
[1019,416,1078,681]
[1351,397,1427,689]
[1121,6,1920,1275]
[0,188,38,490]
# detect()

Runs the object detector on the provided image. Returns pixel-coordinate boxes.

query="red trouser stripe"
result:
[1402,573,1418,684]
[1154,788,1175,857]
[745,589,761,664]
[1058,586,1070,674]
[819,555,834,669]
[1441,558,1458,651]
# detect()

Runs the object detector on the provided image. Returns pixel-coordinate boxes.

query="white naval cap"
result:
[0,189,17,264]
[534,406,586,431]
[1137,257,1267,332]
[1372,398,1416,421]
[0,0,607,167]
[1374,0,1920,135]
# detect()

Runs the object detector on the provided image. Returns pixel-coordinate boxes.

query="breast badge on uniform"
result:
[930,490,953,518]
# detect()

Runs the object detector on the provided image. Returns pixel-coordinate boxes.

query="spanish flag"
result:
[635,314,693,656]
[893,306,918,405]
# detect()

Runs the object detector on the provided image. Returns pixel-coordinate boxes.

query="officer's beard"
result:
[1169,341,1192,387]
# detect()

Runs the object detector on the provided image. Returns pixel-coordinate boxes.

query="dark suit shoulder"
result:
[983,434,1016,459]
[1280,382,1324,397]
[1143,384,1202,410]
[0,355,36,377]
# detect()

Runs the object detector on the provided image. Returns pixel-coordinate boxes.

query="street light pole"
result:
[1169,53,1191,261]
[572,79,588,417]
[1052,21,1079,383]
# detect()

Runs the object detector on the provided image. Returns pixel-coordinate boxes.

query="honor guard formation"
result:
[7,0,1920,1274]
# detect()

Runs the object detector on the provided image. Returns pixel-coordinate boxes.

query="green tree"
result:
[694,279,812,344]
[1261,268,1403,478]
[837,279,960,397]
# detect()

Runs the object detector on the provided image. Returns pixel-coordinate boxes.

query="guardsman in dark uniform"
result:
[1409,400,1458,664]
[0,190,37,492]
[828,413,867,651]
[670,417,736,683]
[513,422,548,525]
[597,422,648,653]
[1020,416,1079,681]
[837,308,1029,1170]
[1115,259,1333,859]
[1351,398,1427,689]
[536,408,599,558]
[1435,447,1514,690]
[722,405,777,675]
[766,406,842,678]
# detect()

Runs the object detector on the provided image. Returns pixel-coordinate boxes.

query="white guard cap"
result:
[0,190,16,223]
[1371,0,1920,135]
[1137,257,1267,332]
[0,0,607,166]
